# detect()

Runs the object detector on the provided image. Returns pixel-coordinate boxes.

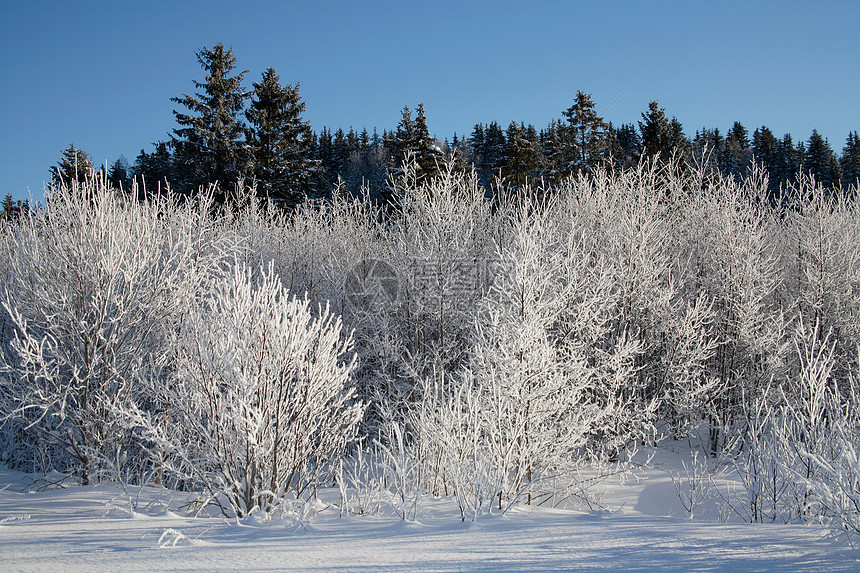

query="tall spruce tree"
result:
[133,142,172,195]
[609,122,641,171]
[639,101,672,161]
[483,121,507,183]
[389,103,443,186]
[560,90,607,174]
[245,67,317,207]
[778,133,803,186]
[840,131,860,190]
[170,43,249,197]
[503,122,543,189]
[53,144,94,186]
[51,143,93,185]
[412,103,444,183]
[1,194,26,222]
[752,126,781,196]
[107,156,131,192]
[691,127,722,172]
[804,130,841,188]
[668,117,690,167]
[720,122,752,180]
[540,119,564,181]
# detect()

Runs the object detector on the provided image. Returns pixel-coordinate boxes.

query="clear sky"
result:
[2,1,858,202]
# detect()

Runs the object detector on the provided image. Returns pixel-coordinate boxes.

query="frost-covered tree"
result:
[0,176,224,482]
[125,264,364,518]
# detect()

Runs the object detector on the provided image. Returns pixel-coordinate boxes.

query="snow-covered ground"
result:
[0,448,857,572]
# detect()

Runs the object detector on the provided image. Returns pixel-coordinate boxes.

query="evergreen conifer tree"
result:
[170,43,249,197]
[482,122,507,182]
[639,101,672,161]
[805,130,841,188]
[107,156,132,192]
[560,91,607,174]
[503,122,543,188]
[668,117,690,167]
[52,144,93,186]
[411,103,444,184]
[132,142,172,196]
[777,134,803,186]
[840,131,860,189]
[390,105,414,177]
[245,67,317,207]
[540,119,564,181]
[691,127,722,172]
[720,122,752,180]
[609,123,641,171]
[1,194,26,221]
[752,126,781,196]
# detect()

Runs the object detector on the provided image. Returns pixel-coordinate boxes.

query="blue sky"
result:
[2,1,858,202]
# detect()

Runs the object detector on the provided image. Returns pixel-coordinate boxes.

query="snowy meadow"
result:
[1,161,859,570]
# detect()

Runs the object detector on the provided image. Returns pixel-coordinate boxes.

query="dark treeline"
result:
[37,43,860,214]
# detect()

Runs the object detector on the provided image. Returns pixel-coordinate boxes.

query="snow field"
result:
[0,448,857,572]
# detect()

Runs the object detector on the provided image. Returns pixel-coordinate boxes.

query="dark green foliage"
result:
[668,117,690,167]
[840,131,860,189]
[804,130,841,188]
[560,91,607,174]
[720,122,752,179]
[132,143,172,197]
[388,104,444,189]
[639,101,672,161]
[170,43,249,197]
[752,126,781,195]
[107,156,132,192]
[389,105,414,178]
[503,122,543,188]
[608,123,641,171]
[539,119,564,181]
[778,134,804,185]
[468,122,506,188]
[691,127,722,172]
[1,193,27,222]
[411,104,445,184]
[245,67,318,207]
[53,144,93,186]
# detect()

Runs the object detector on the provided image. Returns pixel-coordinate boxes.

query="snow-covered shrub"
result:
[126,263,363,518]
[682,168,788,455]
[413,187,655,515]
[722,322,857,526]
[414,370,504,520]
[384,161,496,409]
[671,451,714,519]
[0,174,223,483]
[783,177,860,379]
[781,324,860,538]
[806,434,860,540]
